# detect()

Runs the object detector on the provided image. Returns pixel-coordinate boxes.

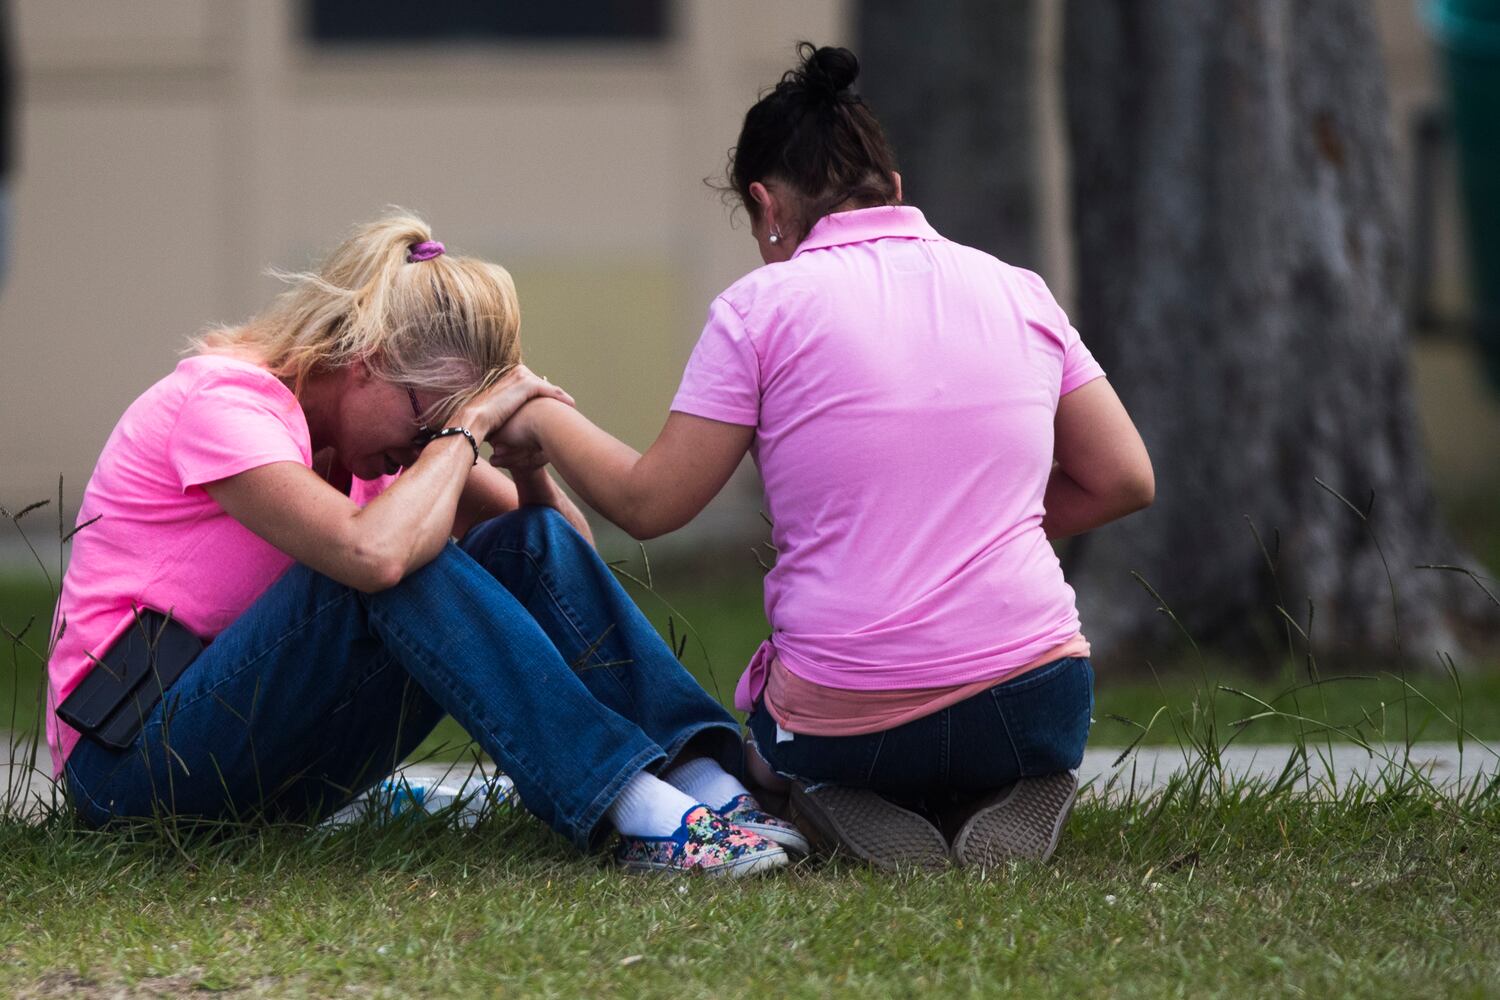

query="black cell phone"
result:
[56,608,203,751]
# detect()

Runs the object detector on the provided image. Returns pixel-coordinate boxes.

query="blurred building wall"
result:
[1,0,1491,552]
[0,0,847,549]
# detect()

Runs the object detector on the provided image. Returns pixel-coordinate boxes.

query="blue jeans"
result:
[747,657,1093,806]
[64,507,740,849]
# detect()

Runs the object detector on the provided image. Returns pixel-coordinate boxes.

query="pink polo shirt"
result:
[670,206,1104,723]
[46,354,394,776]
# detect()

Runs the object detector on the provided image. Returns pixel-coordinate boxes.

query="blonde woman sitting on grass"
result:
[48,213,804,876]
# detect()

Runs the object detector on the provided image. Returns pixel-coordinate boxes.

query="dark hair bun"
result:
[796,43,859,99]
[725,41,898,240]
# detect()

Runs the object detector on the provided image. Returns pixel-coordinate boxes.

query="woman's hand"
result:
[487,399,546,469]
[509,465,569,508]
[479,400,595,543]
[453,365,574,440]
[489,440,549,473]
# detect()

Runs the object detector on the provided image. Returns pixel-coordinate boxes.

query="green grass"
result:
[1,778,1497,998]
[0,574,52,743]
[1093,661,1500,748]
[5,546,1500,996]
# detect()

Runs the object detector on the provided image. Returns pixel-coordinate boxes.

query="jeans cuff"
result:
[658,720,745,780]
[574,742,667,852]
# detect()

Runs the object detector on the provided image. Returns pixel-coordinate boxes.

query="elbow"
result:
[358,561,407,594]
[618,503,688,542]
[349,540,409,593]
[625,522,662,542]
[1125,467,1155,513]
[621,514,676,542]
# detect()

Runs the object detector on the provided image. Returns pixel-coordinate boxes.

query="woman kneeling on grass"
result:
[47,213,803,876]
[488,45,1155,869]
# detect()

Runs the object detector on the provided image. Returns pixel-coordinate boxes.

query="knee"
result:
[511,504,573,535]
[462,505,581,562]
[504,505,579,555]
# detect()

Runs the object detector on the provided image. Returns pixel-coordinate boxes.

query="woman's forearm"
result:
[352,434,479,583]
[512,466,596,544]
[209,433,479,594]
[1041,464,1152,540]
[523,400,657,536]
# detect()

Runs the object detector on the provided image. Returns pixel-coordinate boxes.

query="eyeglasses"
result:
[406,386,436,447]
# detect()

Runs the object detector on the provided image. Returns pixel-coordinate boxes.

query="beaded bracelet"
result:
[424,426,481,466]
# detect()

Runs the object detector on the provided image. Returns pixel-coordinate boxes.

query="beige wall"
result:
[0,0,848,547]
[1,1,1489,550]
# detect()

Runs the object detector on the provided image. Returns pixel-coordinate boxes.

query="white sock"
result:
[664,757,751,813]
[606,772,700,838]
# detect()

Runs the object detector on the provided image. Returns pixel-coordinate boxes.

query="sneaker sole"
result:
[951,772,1078,867]
[616,845,789,878]
[790,784,949,872]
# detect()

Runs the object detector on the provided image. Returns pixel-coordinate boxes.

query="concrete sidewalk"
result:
[1076,740,1498,796]
[6,735,1497,823]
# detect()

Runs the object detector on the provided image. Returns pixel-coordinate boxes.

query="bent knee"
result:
[462,504,580,561]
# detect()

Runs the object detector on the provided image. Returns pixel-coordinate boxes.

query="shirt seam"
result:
[164,361,301,484]
[699,293,765,409]
[669,397,758,426]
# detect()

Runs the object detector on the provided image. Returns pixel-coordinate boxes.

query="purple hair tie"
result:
[407,240,446,263]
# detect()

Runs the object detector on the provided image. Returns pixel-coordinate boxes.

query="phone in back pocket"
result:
[56,608,203,751]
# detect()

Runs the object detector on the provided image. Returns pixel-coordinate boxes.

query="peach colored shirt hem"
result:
[762,634,1091,738]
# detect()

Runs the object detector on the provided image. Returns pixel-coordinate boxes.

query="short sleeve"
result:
[669,296,762,426]
[1058,314,1105,396]
[1011,266,1105,396]
[167,366,311,491]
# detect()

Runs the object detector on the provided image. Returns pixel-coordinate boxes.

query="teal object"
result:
[1430,0,1500,390]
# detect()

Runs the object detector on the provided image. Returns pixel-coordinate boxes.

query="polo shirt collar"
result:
[792,205,940,258]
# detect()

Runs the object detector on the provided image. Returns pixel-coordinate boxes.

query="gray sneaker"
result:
[950,771,1079,867]
[789,782,950,871]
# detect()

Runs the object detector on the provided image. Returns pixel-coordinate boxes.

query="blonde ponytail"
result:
[194,210,521,423]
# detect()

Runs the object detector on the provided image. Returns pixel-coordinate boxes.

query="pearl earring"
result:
[768,228,782,245]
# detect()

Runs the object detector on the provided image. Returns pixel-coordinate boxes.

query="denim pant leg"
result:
[459,507,742,775]
[960,656,1094,785]
[259,651,448,820]
[67,537,675,849]
[747,657,1095,801]
[746,705,939,802]
[65,566,447,827]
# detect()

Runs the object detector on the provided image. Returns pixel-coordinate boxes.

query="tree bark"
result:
[858,0,1043,271]
[1064,0,1491,662]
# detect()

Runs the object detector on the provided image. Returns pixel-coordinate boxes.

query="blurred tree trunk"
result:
[1064,0,1491,661]
[858,0,1042,270]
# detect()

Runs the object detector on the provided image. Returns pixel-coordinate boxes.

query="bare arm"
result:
[451,462,594,545]
[492,399,753,540]
[205,366,572,591]
[1042,377,1155,539]
[206,435,483,593]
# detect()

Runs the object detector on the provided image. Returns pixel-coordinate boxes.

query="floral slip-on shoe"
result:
[614,805,789,877]
[714,793,811,857]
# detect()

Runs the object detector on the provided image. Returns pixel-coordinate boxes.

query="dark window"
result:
[306,1,670,45]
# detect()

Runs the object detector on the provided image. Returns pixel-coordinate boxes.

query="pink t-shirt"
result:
[46,354,393,775]
[669,206,1105,714]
